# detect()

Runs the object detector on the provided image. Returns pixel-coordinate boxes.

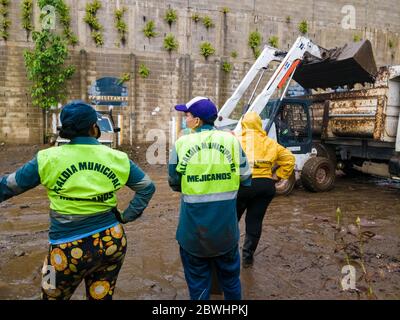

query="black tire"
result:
[312,143,337,168]
[301,156,336,192]
[275,172,296,196]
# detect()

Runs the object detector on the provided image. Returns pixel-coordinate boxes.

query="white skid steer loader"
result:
[215,36,377,194]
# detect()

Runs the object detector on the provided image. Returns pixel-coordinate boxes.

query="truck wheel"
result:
[301,156,335,192]
[275,172,296,196]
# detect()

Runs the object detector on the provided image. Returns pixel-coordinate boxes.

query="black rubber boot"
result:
[242,234,260,268]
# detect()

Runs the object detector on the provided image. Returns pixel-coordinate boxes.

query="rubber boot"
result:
[242,234,260,268]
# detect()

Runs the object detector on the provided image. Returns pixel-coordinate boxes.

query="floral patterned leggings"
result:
[41,224,127,300]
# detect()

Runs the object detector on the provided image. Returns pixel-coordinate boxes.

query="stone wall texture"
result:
[1,0,400,144]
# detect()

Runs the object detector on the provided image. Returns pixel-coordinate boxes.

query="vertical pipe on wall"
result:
[80,49,88,101]
[129,53,136,145]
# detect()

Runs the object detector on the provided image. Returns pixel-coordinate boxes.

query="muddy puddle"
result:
[0,145,399,299]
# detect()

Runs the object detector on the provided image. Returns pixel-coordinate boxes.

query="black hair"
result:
[202,115,218,126]
[59,124,92,139]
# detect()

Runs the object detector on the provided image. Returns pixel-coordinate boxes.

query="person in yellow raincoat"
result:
[236,111,295,267]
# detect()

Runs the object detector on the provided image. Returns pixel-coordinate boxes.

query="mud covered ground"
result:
[0,144,399,300]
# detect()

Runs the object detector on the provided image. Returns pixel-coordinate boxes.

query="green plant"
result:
[388,39,394,49]
[298,20,308,34]
[163,33,179,53]
[57,1,77,45]
[142,20,158,39]
[23,30,75,109]
[21,0,33,39]
[230,51,238,58]
[164,8,177,27]
[138,63,150,78]
[84,0,103,46]
[0,0,11,41]
[334,208,376,299]
[286,16,291,23]
[222,61,232,73]
[353,34,361,42]
[91,31,104,46]
[38,0,78,46]
[114,7,127,46]
[192,13,200,23]
[268,35,279,48]
[222,7,230,14]
[248,31,261,50]
[199,42,215,59]
[202,16,214,29]
[248,31,262,58]
[117,72,130,85]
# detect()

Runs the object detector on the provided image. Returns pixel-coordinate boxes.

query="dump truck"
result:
[215,37,379,194]
[302,65,400,180]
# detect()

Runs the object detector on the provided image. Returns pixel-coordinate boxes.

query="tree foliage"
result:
[24,31,75,109]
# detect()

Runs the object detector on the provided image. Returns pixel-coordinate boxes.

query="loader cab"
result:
[262,98,312,154]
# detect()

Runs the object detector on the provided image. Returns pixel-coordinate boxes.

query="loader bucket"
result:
[293,40,377,89]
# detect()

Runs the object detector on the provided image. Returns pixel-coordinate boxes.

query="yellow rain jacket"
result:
[238,112,295,179]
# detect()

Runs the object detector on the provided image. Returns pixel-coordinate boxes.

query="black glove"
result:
[112,207,125,224]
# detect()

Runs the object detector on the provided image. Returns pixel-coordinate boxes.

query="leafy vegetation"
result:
[21,0,33,39]
[248,31,262,58]
[118,72,130,85]
[0,0,11,41]
[202,16,214,29]
[38,0,78,45]
[163,33,179,52]
[353,34,361,42]
[114,7,127,46]
[84,0,103,46]
[142,20,158,39]
[164,8,177,27]
[138,63,150,78]
[268,36,279,48]
[200,42,215,59]
[24,30,75,109]
[298,19,308,34]
[222,61,232,73]
[191,13,200,23]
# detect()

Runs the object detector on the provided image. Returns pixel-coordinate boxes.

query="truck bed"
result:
[307,66,400,143]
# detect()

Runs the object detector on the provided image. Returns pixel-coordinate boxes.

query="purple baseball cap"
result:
[175,96,218,121]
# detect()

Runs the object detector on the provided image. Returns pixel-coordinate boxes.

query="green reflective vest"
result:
[37,144,130,215]
[175,130,241,196]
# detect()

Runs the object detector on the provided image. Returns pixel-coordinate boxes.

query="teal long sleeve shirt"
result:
[0,137,155,243]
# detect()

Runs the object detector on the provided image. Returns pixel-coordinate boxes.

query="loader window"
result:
[97,117,113,132]
[277,103,310,146]
[260,100,277,120]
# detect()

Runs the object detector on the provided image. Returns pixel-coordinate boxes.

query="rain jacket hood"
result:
[239,112,295,179]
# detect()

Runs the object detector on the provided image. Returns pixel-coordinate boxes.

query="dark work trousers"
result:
[179,246,241,300]
[236,178,276,262]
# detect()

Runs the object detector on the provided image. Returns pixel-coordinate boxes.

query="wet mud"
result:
[0,145,399,299]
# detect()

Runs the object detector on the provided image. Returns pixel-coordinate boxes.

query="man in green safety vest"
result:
[0,100,155,300]
[169,96,252,300]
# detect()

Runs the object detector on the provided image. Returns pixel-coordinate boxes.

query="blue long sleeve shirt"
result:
[0,137,155,244]
[168,125,251,257]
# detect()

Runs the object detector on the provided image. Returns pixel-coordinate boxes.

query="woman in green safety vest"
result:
[0,101,155,300]
[169,96,252,300]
